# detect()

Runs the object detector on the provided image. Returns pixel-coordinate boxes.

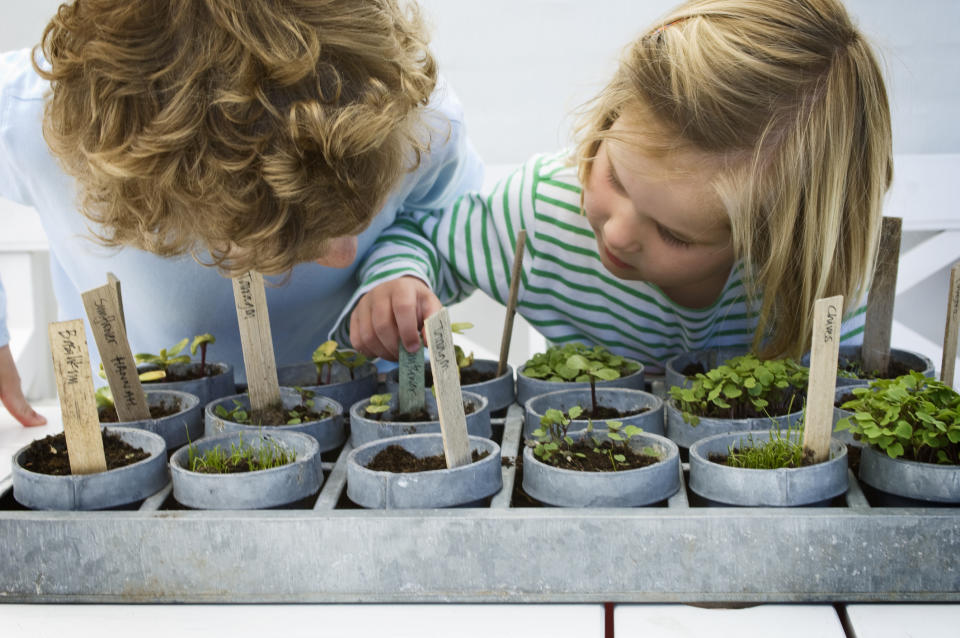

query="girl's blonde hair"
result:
[36,0,437,275]
[576,0,892,358]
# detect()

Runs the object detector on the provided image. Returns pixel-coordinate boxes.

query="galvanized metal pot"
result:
[101,389,202,451]
[142,362,235,409]
[688,430,848,507]
[12,427,168,510]
[664,347,749,392]
[346,433,502,509]
[385,358,516,412]
[515,360,645,406]
[204,388,345,452]
[664,399,805,449]
[169,430,322,509]
[802,345,936,386]
[522,430,680,507]
[523,388,664,438]
[348,390,490,448]
[858,445,960,505]
[277,360,378,414]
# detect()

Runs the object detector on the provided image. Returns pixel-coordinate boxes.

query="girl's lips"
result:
[604,245,632,270]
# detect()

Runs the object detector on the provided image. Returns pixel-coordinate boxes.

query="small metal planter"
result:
[664,398,805,449]
[349,390,490,447]
[142,362,235,408]
[688,431,848,507]
[515,360,645,406]
[523,388,664,438]
[386,359,516,412]
[204,388,345,453]
[102,389,202,451]
[802,345,936,386]
[11,427,168,510]
[169,430,322,510]
[277,360,378,414]
[832,383,871,449]
[346,433,502,509]
[664,347,749,391]
[522,430,680,507]
[859,445,960,505]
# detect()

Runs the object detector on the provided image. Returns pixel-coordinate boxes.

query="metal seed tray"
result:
[1,403,958,603]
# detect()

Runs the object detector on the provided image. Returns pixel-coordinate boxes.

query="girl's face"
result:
[582,115,736,309]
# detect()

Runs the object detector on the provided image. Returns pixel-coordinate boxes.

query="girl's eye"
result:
[656,223,692,248]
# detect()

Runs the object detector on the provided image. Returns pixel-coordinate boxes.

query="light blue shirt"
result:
[0,49,483,381]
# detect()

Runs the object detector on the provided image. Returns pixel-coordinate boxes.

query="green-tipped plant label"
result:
[398,339,425,415]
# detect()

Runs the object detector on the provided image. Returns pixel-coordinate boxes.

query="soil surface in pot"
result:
[364,444,490,472]
[98,400,182,423]
[142,363,224,382]
[423,366,496,388]
[539,440,660,472]
[689,388,803,419]
[681,362,707,376]
[839,357,915,380]
[835,392,859,408]
[577,404,649,420]
[368,400,479,423]
[19,431,150,475]
[237,403,335,426]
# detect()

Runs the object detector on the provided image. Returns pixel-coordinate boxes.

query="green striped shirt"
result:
[337,151,866,373]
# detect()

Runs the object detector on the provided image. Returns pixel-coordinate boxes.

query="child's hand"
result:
[349,276,442,361]
[0,345,47,427]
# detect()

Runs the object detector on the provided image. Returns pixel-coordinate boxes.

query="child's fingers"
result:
[394,287,423,353]
[418,290,444,345]
[350,297,392,361]
[0,346,47,427]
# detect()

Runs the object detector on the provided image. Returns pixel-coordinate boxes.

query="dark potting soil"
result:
[244,403,335,426]
[835,392,858,408]
[98,400,181,423]
[365,444,490,473]
[839,356,916,380]
[542,439,660,472]
[581,404,649,420]
[681,362,707,376]
[19,430,150,476]
[423,366,497,388]
[144,362,224,382]
[693,388,803,420]
[369,400,479,422]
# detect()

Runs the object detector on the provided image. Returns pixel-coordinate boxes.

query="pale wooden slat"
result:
[48,319,106,474]
[425,308,471,468]
[81,283,150,422]
[232,271,281,411]
[106,272,125,331]
[862,216,902,374]
[942,263,960,387]
[497,229,527,377]
[802,296,844,464]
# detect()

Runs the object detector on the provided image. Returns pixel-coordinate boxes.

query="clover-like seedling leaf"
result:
[190,333,215,356]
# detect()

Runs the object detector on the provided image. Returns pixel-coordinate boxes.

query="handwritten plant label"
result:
[942,263,960,388]
[48,319,107,474]
[398,338,426,415]
[82,283,150,421]
[425,308,471,468]
[802,295,843,464]
[232,271,281,411]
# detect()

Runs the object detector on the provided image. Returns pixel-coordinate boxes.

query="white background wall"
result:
[2,0,958,397]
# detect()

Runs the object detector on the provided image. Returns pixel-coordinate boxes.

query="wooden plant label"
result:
[106,272,126,331]
[497,228,527,377]
[802,295,844,464]
[81,282,150,422]
[862,216,902,375]
[942,262,960,388]
[425,308,472,468]
[48,320,107,474]
[398,338,425,415]
[232,271,281,411]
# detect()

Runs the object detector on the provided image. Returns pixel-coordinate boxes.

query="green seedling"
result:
[565,352,620,416]
[669,353,809,425]
[95,386,114,410]
[214,387,321,426]
[313,340,368,385]
[836,371,960,464]
[133,333,218,377]
[190,333,216,377]
[722,427,807,469]
[187,432,296,473]
[451,321,475,371]
[529,407,648,471]
[365,393,393,416]
[522,343,640,384]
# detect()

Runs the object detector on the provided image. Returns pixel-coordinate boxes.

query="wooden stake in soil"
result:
[497,229,527,378]
[398,339,425,415]
[942,262,960,388]
[425,308,472,469]
[81,283,150,422]
[106,272,125,331]
[232,271,281,411]
[48,319,107,474]
[802,295,844,465]
[862,216,902,375]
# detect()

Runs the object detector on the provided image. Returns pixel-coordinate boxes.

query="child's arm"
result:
[338,157,547,360]
[0,279,46,427]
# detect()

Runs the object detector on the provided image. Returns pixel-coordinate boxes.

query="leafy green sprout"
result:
[836,371,960,464]
[190,333,216,377]
[213,388,318,426]
[313,340,369,385]
[365,393,393,416]
[522,343,639,383]
[95,386,114,410]
[135,337,191,370]
[722,427,807,469]
[451,322,475,371]
[187,432,297,473]
[530,407,648,471]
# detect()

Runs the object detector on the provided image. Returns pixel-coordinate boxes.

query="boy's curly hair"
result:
[576,0,892,359]
[36,0,437,275]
